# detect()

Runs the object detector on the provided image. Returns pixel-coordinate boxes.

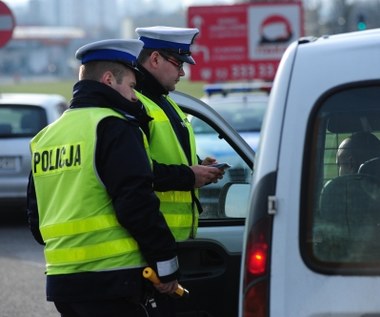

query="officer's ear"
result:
[101,71,114,86]
[150,51,161,69]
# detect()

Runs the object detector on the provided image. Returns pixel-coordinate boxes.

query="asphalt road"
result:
[0,210,57,317]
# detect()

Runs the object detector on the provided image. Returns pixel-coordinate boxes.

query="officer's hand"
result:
[201,156,217,166]
[153,280,179,294]
[191,165,224,188]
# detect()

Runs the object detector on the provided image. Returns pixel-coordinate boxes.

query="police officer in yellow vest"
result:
[26,39,180,317]
[135,26,224,242]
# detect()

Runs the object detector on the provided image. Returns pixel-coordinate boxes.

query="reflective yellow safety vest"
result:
[136,91,199,240]
[30,108,150,275]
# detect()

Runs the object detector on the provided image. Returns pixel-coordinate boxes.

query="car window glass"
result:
[191,117,214,134]
[191,115,252,219]
[0,105,47,137]
[204,97,266,132]
[303,84,380,273]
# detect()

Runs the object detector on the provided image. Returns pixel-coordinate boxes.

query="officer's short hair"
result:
[137,48,155,64]
[79,61,130,84]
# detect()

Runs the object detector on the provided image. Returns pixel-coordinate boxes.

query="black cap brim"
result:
[122,63,144,81]
[171,52,196,65]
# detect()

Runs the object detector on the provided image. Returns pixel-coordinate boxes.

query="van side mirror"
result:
[220,183,251,218]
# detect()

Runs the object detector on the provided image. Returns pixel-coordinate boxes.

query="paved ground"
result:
[0,213,57,317]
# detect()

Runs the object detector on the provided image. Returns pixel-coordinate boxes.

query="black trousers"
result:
[54,294,175,317]
[54,299,147,317]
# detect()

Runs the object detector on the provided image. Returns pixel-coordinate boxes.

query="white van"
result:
[238,28,380,316]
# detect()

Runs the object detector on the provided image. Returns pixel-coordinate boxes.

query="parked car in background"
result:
[190,82,271,214]
[0,93,67,210]
[238,28,380,316]
[197,81,271,155]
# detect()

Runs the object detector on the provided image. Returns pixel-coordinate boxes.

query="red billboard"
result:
[187,2,303,82]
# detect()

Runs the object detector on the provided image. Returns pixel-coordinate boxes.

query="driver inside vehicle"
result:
[336,131,380,176]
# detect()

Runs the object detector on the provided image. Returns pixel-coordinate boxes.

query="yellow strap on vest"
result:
[41,214,119,240]
[156,191,192,203]
[45,238,139,265]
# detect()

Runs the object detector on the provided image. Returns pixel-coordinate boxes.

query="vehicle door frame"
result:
[168,90,254,316]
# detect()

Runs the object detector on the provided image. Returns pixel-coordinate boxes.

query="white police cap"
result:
[135,26,199,65]
[75,39,144,70]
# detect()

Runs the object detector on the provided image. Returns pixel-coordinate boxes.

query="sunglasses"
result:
[159,52,184,71]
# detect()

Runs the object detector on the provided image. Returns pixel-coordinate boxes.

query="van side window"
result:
[303,85,380,273]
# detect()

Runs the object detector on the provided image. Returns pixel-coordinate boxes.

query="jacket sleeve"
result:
[152,160,195,191]
[26,172,44,245]
[96,117,179,282]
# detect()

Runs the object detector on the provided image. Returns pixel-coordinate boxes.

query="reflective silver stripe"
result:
[156,256,179,277]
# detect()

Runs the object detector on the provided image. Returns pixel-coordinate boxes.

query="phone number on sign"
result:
[214,63,278,81]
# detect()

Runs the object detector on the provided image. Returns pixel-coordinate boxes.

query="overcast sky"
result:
[0,0,237,23]
[3,0,236,10]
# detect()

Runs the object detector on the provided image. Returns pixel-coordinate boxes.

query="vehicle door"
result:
[169,91,254,317]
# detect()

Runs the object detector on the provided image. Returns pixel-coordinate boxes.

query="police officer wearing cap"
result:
[135,26,224,242]
[26,39,180,317]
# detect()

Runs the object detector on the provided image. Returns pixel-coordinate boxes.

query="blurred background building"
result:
[0,0,379,80]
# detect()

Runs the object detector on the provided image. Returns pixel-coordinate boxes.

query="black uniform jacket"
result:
[26,80,178,302]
